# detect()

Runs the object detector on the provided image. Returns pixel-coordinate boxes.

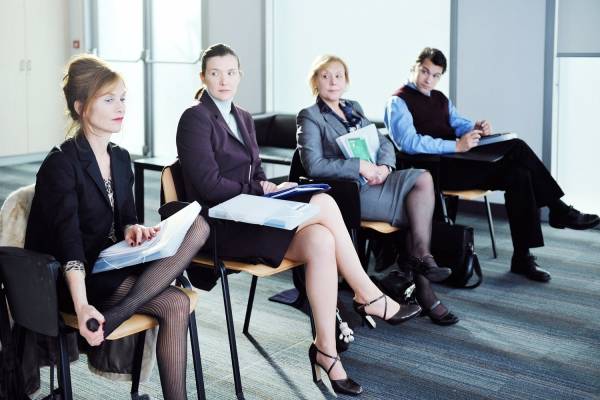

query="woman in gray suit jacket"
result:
[297,55,458,326]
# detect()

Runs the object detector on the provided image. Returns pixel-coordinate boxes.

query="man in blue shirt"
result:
[384,47,599,282]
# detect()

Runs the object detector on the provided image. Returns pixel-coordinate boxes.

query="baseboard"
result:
[0,152,46,166]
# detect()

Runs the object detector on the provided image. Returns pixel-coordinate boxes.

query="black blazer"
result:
[176,90,266,208]
[25,135,137,274]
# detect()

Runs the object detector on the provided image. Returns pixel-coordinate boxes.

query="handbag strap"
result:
[462,253,483,289]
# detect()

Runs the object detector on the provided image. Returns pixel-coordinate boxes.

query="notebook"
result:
[209,194,319,230]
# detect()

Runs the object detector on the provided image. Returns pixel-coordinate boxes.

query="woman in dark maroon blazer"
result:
[176,44,422,396]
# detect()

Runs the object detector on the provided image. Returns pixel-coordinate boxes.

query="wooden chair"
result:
[0,247,205,400]
[289,149,401,268]
[397,152,498,259]
[160,160,312,400]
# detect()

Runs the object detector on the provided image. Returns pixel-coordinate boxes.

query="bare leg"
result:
[285,224,342,378]
[297,194,400,317]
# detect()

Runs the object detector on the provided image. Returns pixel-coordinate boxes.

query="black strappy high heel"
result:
[308,343,363,396]
[353,294,421,328]
[420,300,459,326]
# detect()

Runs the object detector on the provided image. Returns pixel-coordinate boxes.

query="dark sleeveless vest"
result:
[393,85,455,140]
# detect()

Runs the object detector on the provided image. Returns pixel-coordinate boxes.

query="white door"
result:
[0,0,28,156]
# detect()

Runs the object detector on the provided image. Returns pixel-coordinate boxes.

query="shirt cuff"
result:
[442,140,457,154]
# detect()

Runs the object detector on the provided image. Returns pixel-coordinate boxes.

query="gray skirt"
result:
[360,168,424,227]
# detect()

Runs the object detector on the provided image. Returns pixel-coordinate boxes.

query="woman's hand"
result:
[276,181,298,191]
[125,224,161,246]
[359,160,379,183]
[456,130,483,152]
[76,303,105,346]
[260,180,278,194]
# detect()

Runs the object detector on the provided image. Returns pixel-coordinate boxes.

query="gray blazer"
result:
[296,100,396,180]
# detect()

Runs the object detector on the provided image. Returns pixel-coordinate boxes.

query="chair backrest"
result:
[0,247,61,337]
[160,159,186,204]
[288,148,306,183]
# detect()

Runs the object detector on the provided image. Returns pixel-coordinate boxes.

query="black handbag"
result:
[431,221,482,289]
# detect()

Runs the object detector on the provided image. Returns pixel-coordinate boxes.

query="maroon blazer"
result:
[176,90,267,208]
[176,91,295,272]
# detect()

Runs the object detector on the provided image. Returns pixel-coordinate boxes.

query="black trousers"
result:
[439,139,564,252]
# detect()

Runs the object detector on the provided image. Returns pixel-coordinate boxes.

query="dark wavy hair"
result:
[416,47,447,74]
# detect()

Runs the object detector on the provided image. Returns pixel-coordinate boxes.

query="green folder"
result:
[347,137,372,162]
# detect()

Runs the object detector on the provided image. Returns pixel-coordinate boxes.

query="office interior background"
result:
[1,0,599,215]
[1,1,600,399]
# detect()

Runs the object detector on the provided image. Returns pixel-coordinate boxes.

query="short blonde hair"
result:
[308,55,349,96]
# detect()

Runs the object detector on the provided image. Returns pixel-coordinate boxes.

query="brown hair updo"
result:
[62,54,123,137]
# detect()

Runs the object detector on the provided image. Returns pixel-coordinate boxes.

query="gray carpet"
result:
[1,163,599,400]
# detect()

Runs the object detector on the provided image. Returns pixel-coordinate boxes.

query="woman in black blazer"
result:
[177,44,421,396]
[25,55,209,400]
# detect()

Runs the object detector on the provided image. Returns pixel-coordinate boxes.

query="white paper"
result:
[335,123,380,162]
[93,201,201,273]
[209,194,319,230]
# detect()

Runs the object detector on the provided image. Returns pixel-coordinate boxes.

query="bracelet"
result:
[63,260,86,277]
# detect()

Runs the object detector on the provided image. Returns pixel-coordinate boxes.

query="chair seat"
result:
[442,189,491,200]
[360,220,400,234]
[60,287,198,340]
[192,255,301,278]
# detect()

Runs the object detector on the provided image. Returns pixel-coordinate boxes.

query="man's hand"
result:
[474,120,492,136]
[125,224,160,246]
[456,130,483,152]
[260,180,278,194]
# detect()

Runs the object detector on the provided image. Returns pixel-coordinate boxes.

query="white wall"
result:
[268,0,450,120]
[455,0,547,203]
[204,0,265,113]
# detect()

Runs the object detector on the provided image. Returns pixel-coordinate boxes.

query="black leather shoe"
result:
[549,206,600,230]
[510,255,551,282]
[407,255,452,282]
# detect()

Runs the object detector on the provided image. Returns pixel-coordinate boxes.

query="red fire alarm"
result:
[72,40,80,49]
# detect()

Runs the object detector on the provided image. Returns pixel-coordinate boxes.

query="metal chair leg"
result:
[188,311,206,400]
[130,331,146,399]
[57,333,73,400]
[484,195,497,258]
[217,261,245,399]
[243,275,258,335]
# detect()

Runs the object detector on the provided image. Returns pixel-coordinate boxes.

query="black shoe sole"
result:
[549,218,600,230]
[510,269,551,282]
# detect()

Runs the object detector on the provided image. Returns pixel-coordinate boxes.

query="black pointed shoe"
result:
[510,254,551,282]
[406,255,452,282]
[309,344,363,396]
[549,206,599,230]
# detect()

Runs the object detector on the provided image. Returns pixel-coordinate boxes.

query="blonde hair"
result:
[308,55,349,96]
[62,54,123,138]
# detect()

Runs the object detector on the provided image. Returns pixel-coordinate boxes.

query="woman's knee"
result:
[164,287,191,317]
[301,225,336,262]
[311,193,339,213]
[192,215,210,238]
[416,170,433,188]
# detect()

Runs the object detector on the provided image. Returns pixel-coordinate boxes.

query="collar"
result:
[407,81,431,97]
[206,90,234,120]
